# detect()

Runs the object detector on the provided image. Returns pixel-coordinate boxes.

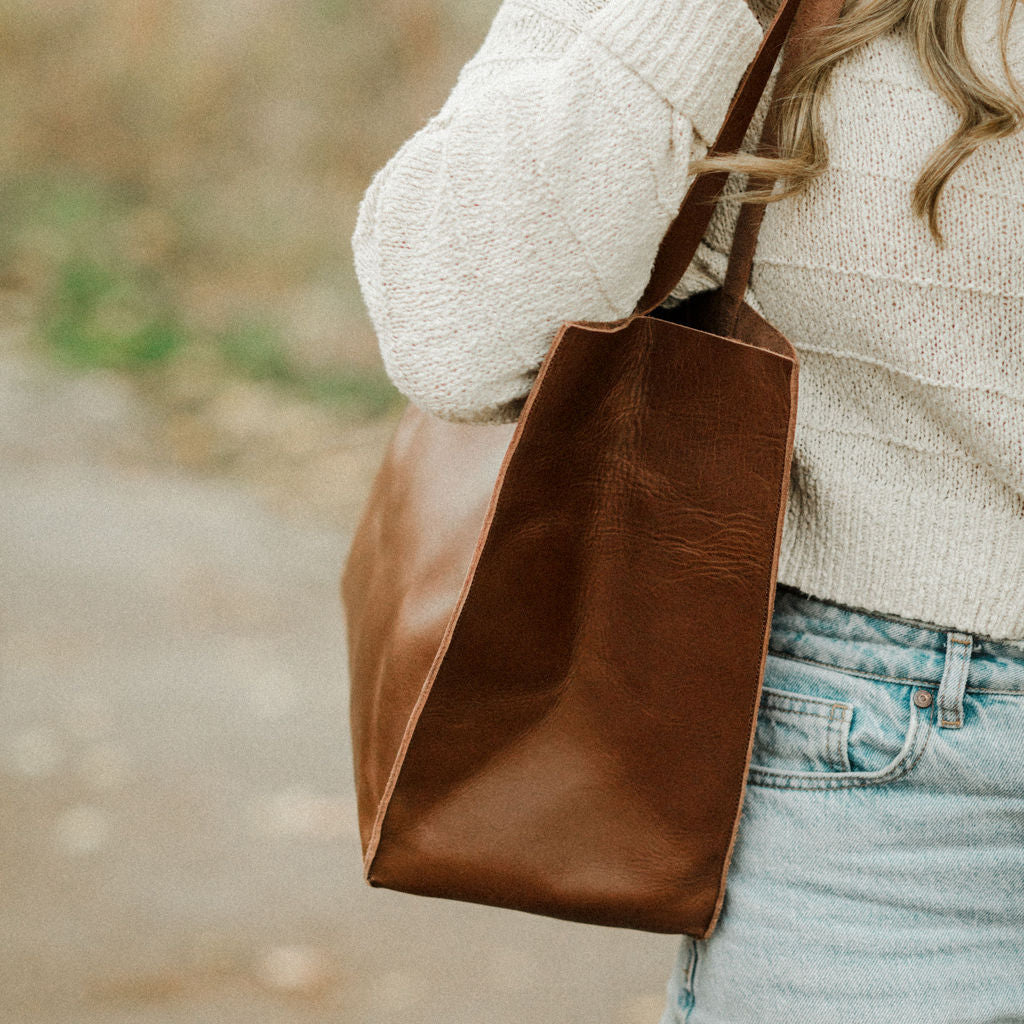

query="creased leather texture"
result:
[341,0,843,938]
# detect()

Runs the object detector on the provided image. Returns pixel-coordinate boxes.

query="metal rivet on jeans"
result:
[913,689,934,708]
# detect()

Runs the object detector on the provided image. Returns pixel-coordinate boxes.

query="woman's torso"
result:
[682,0,1024,640]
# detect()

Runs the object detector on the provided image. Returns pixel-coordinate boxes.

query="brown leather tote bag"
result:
[341,0,843,939]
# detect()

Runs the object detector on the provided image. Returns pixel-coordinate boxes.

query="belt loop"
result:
[937,631,973,729]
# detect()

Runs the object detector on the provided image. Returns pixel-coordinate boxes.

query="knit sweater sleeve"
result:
[351,0,765,424]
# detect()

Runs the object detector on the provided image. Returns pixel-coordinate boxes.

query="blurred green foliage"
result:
[213,320,401,415]
[2,170,402,417]
[45,255,188,369]
[0,0,499,420]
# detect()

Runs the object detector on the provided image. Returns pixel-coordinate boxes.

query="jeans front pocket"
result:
[746,651,934,791]
[750,686,854,774]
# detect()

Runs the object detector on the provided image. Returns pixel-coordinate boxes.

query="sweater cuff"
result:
[582,0,765,146]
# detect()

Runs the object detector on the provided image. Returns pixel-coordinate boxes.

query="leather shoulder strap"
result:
[719,0,846,328]
[630,0,844,322]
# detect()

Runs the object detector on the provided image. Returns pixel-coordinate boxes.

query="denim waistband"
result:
[769,583,1024,694]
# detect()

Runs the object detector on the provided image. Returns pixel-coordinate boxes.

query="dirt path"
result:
[0,341,677,1023]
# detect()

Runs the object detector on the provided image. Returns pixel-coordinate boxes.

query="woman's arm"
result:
[351,0,765,423]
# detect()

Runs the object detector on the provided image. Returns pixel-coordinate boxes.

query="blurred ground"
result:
[0,333,681,1023]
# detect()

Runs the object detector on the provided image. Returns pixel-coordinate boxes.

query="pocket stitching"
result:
[755,688,854,774]
[747,695,934,791]
[760,685,856,717]
[827,703,851,772]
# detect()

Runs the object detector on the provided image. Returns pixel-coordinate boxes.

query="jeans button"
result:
[913,689,934,708]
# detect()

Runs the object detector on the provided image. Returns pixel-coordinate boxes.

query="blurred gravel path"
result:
[0,343,678,1023]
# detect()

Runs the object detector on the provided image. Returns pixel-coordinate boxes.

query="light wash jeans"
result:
[659,582,1024,1024]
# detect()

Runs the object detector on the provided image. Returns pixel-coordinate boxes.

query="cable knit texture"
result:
[351,0,1024,642]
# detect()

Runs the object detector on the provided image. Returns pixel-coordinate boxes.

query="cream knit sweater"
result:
[351,0,1024,642]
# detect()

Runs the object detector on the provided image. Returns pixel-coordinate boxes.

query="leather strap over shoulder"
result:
[719,0,846,329]
[629,0,845,323]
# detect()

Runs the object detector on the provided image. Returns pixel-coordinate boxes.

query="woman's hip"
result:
[659,582,1024,1023]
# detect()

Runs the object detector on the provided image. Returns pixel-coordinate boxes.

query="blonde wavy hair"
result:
[690,0,1024,246]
